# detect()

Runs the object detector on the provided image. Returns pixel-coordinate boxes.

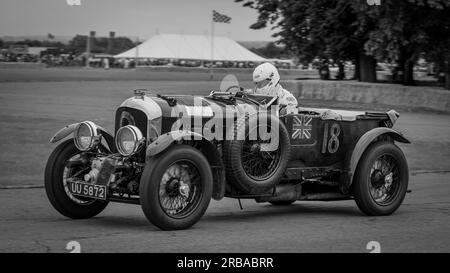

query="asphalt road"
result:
[0,75,449,252]
[0,171,449,252]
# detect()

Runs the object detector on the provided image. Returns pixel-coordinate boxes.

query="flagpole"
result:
[135,36,139,69]
[86,32,91,68]
[210,11,215,80]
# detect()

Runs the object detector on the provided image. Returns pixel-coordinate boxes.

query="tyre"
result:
[223,113,291,194]
[353,141,409,216]
[139,145,213,230]
[45,139,108,219]
[269,200,295,206]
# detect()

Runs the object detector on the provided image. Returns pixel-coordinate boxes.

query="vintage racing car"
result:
[45,77,410,230]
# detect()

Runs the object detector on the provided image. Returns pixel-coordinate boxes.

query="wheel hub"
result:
[158,160,202,219]
[166,178,180,198]
[250,143,260,153]
[370,169,385,188]
[368,154,401,206]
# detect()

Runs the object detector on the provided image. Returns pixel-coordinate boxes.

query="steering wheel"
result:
[234,90,265,106]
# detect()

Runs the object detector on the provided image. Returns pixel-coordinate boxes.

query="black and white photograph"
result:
[0,0,449,259]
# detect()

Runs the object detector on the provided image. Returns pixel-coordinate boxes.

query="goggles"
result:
[254,79,271,89]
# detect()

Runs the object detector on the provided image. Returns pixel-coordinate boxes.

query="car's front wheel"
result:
[353,141,409,216]
[139,145,213,230]
[45,139,109,219]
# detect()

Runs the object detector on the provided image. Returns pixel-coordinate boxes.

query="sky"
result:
[0,0,276,41]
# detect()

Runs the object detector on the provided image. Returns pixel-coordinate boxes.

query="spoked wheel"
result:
[158,160,203,219]
[242,139,281,181]
[353,141,409,216]
[368,155,401,206]
[224,113,291,194]
[140,145,212,230]
[62,154,97,206]
[45,139,108,219]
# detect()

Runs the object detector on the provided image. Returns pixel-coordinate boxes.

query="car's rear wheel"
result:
[45,139,108,219]
[353,141,409,216]
[139,145,213,230]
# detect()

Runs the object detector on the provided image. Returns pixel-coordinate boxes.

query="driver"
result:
[251,62,298,107]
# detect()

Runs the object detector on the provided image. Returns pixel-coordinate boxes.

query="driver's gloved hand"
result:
[279,105,298,116]
[279,105,288,116]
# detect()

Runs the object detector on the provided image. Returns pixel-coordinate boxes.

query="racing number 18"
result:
[322,123,340,154]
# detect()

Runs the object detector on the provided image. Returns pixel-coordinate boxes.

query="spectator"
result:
[103,58,110,69]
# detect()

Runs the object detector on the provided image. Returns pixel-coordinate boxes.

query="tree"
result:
[67,35,135,55]
[362,0,450,86]
[236,0,379,82]
[236,0,450,88]
[250,42,287,58]
[414,0,450,90]
[67,35,87,54]
[3,39,65,51]
[424,4,450,89]
[109,37,136,54]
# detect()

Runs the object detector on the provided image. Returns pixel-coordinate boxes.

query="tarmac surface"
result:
[0,72,449,252]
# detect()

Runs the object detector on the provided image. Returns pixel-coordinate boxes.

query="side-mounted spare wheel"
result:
[223,113,291,194]
[353,141,409,216]
[139,145,213,230]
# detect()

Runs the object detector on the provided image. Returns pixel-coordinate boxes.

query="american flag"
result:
[212,10,231,24]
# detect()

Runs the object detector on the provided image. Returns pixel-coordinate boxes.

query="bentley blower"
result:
[45,81,410,230]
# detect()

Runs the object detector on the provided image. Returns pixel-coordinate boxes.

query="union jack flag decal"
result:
[292,116,312,139]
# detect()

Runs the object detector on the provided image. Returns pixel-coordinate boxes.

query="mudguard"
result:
[146,130,203,157]
[49,122,116,152]
[343,127,410,191]
[146,130,226,200]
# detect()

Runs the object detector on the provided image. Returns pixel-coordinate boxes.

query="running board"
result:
[108,195,140,204]
[255,183,350,203]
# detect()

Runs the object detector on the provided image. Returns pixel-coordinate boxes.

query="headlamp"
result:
[115,125,144,156]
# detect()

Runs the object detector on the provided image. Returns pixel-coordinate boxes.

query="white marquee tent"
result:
[114,33,267,62]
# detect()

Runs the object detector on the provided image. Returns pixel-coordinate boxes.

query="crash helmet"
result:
[252,62,280,94]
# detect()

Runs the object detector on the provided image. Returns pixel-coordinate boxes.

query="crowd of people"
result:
[0,51,296,70]
[0,52,83,66]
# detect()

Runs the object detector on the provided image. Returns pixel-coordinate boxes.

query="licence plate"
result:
[67,181,107,200]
